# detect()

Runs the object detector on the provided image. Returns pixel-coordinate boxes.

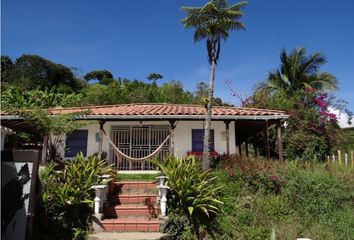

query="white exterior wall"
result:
[58,120,236,159]
[174,121,236,157]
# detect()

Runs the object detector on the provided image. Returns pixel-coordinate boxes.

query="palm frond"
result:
[220,18,246,31]
[180,6,202,16]
[180,0,247,64]
[194,28,210,43]
[300,52,327,75]
[258,47,338,94]
[310,72,338,91]
[212,0,227,9]
[229,1,248,11]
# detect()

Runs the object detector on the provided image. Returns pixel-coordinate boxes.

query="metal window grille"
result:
[109,125,170,170]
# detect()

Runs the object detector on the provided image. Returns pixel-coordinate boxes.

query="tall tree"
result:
[12,54,82,91]
[84,70,114,85]
[1,56,14,82]
[255,47,338,95]
[195,82,208,104]
[180,0,247,170]
[147,73,163,82]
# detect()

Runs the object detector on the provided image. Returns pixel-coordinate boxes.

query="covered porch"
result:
[1,104,288,170]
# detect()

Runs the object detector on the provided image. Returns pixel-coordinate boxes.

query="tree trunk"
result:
[276,120,284,162]
[202,55,216,171]
[263,120,270,160]
[41,134,48,164]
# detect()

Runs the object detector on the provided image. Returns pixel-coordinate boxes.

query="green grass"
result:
[115,173,158,181]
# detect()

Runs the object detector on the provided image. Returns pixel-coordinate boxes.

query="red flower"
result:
[304,87,316,93]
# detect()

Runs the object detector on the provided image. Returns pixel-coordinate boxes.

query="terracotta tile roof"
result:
[44,103,287,119]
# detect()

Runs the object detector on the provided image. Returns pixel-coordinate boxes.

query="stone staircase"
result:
[100,181,161,232]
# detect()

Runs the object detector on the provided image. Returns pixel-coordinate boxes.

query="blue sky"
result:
[2,0,354,111]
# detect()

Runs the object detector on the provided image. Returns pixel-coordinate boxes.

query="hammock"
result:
[103,131,171,162]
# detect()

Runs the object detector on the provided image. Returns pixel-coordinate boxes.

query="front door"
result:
[110,125,170,170]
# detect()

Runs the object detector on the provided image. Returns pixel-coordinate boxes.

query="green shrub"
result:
[34,153,112,240]
[156,157,223,240]
[255,195,289,221]
[163,210,194,240]
[218,155,285,194]
[214,158,354,240]
[283,165,350,222]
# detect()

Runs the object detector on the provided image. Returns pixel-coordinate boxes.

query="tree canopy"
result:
[84,70,114,85]
[1,55,14,82]
[147,73,163,82]
[20,55,81,91]
[1,54,230,109]
[180,0,247,64]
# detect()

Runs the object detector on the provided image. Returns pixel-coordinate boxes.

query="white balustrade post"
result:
[100,174,111,204]
[158,185,169,217]
[156,176,168,203]
[91,185,108,214]
[94,196,100,214]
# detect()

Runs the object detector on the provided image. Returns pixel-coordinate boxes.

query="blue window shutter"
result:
[192,129,215,152]
[65,130,88,157]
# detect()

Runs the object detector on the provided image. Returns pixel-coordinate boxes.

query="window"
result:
[191,129,215,152]
[65,130,88,157]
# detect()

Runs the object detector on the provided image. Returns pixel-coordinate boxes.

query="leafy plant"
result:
[34,153,112,240]
[163,210,194,240]
[155,157,223,239]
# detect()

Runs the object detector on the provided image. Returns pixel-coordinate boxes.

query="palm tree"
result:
[180,0,247,170]
[256,47,338,95]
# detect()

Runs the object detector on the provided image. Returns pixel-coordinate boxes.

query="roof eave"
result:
[0,114,289,121]
[81,114,289,120]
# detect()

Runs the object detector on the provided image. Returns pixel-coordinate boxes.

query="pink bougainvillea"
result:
[313,93,337,124]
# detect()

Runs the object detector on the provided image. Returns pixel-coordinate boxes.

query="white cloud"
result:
[328,107,353,128]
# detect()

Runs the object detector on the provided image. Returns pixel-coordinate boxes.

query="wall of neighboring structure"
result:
[1,126,15,151]
[57,120,237,160]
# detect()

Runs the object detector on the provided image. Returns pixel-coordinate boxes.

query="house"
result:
[1,103,288,170]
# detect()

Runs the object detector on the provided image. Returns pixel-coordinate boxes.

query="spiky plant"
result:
[180,0,247,170]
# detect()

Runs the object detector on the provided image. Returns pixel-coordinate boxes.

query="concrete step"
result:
[101,216,160,232]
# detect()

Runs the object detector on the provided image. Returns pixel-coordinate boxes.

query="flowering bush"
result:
[219,155,284,194]
[247,89,344,161]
